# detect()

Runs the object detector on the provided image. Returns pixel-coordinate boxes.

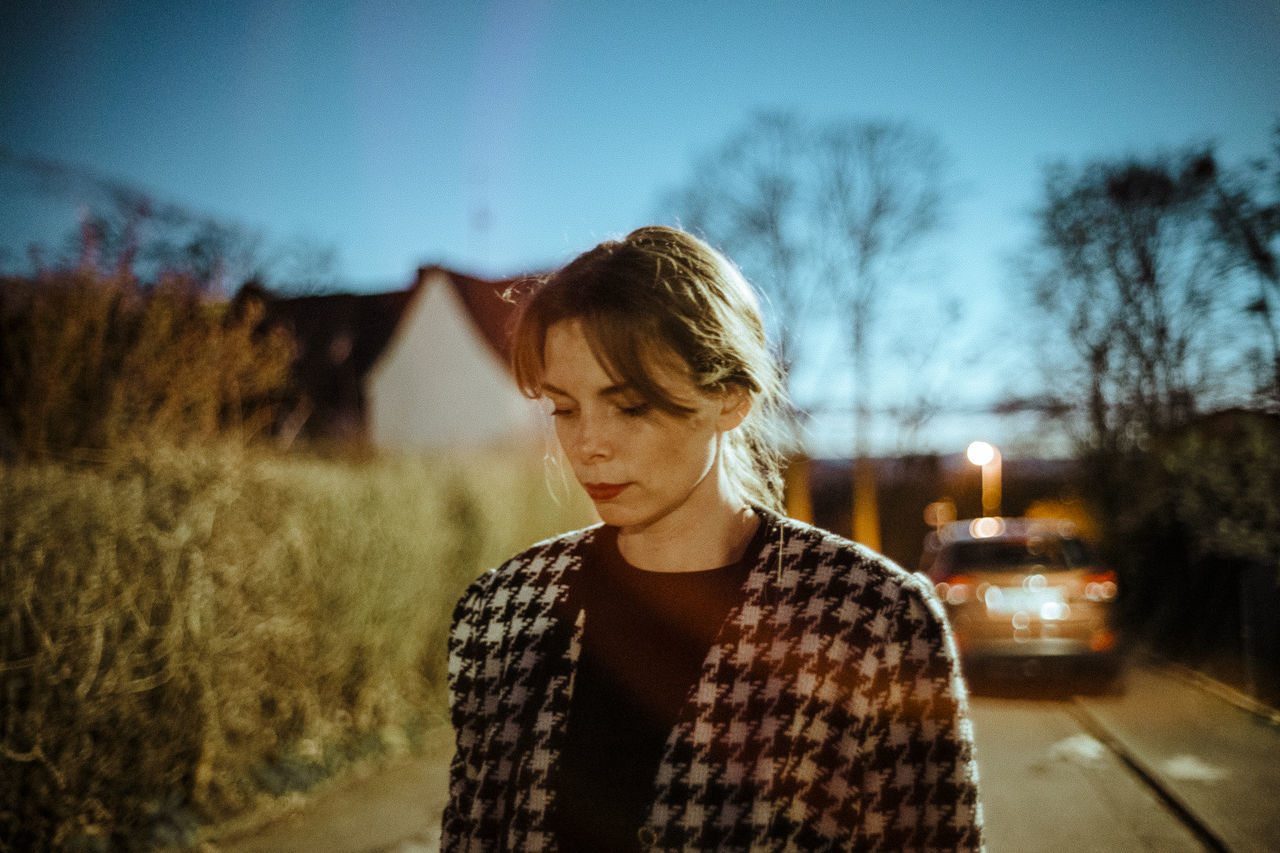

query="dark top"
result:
[550,520,766,852]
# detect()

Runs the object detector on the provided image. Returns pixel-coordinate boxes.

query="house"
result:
[235,266,546,450]
[367,266,546,450]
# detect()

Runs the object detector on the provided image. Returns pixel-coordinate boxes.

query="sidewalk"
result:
[1075,663,1280,853]
[205,662,1280,853]
[206,726,452,853]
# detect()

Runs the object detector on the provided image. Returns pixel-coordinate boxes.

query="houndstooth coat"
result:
[442,510,984,852]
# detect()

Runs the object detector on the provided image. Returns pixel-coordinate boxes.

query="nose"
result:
[568,408,612,462]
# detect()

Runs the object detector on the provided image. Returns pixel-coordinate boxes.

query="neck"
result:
[616,480,759,573]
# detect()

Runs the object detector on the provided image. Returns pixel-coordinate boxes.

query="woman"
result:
[442,226,983,851]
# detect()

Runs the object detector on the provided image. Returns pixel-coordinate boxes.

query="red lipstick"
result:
[583,482,628,501]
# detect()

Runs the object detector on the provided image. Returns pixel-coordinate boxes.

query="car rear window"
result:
[946,537,1093,572]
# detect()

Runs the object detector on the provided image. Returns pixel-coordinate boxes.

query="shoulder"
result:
[771,513,908,582]
[767,514,944,622]
[497,523,602,580]
[453,524,602,617]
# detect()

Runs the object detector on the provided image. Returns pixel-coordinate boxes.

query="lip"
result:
[583,482,629,501]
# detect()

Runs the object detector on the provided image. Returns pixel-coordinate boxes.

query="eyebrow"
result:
[541,382,634,400]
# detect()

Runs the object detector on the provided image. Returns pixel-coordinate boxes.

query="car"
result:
[924,517,1121,684]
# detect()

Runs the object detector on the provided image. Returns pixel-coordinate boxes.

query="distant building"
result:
[235,266,545,450]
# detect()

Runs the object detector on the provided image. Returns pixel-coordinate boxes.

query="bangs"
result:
[511,298,698,417]
[577,312,699,416]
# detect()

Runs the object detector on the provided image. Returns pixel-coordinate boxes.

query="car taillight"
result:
[1083,570,1118,602]
[934,574,976,606]
[1090,629,1118,652]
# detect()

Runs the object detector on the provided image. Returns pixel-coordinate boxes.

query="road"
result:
[213,661,1280,852]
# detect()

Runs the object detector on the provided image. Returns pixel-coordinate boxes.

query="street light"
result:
[966,440,1002,518]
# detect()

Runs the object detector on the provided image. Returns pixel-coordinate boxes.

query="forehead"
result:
[541,319,693,399]
[542,321,614,391]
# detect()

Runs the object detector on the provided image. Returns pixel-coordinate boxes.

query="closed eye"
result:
[618,402,651,417]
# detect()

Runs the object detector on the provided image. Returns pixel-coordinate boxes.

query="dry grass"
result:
[0,270,294,459]
[1,444,592,850]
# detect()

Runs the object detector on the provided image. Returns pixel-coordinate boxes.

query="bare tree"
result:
[1025,143,1280,688]
[1,149,340,294]
[662,112,950,459]
[810,121,947,458]
[1027,147,1249,454]
[1207,126,1280,406]
[664,113,814,376]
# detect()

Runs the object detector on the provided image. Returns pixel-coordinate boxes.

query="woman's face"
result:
[541,319,746,534]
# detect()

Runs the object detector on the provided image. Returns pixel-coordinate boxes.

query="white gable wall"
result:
[367,270,543,449]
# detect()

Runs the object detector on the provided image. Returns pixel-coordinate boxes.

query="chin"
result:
[590,497,657,529]
[592,504,632,527]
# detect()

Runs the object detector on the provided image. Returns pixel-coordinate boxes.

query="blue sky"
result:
[3,0,1278,455]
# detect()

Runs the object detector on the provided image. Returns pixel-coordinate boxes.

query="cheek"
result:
[552,418,575,455]
[658,420,719,467]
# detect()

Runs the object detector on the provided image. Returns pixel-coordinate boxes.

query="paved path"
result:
[206,662,1280,852]
[969,696,1204,851]
[210,727,451,853]
[1074,665,1280,852]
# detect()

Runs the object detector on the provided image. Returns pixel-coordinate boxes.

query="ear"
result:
[716,385,752,432]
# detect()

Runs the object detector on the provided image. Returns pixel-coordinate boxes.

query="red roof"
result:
[415,266,539,368]
[232,266,540,443]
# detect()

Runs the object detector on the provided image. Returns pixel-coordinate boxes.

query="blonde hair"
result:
[510,226,789,514]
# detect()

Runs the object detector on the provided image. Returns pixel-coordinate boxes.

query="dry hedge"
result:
[0,270,294,460]
[1,445,591,850]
